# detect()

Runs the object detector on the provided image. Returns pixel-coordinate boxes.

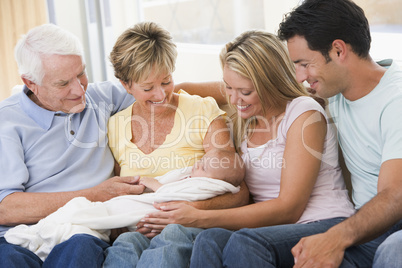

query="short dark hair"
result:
[278,0,371,60]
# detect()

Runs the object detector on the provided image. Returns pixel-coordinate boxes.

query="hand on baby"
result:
[139,177,162,192]
[91,175,145,201]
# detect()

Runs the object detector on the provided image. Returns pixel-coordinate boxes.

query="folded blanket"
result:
[5,174,239,261]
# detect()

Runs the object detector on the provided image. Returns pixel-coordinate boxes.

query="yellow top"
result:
[108,90,225,177]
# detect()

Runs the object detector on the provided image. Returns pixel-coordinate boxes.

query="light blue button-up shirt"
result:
[0,81,134,236]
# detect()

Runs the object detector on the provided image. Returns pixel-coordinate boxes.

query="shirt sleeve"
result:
[178,90,226,140]
[284,96,326,133]
[87,81,135,115]
[380,97,402,162]
[0,136,28,202]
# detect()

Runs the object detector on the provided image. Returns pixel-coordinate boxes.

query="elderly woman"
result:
[103,22,248,267]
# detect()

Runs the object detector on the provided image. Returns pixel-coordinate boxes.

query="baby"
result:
[140,149,245,192]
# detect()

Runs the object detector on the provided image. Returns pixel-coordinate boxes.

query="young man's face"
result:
[286,35,345,99]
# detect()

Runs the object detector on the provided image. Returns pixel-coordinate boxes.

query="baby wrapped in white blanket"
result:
[5,151,244,261]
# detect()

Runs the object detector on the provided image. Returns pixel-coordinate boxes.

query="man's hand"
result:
[292,231,345,268]
[90,176,145,202]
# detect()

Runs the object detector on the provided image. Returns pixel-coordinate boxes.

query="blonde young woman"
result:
[136,30,356,267]
[102,22,248,267]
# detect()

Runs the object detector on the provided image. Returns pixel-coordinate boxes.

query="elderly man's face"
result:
[30,54,88,113]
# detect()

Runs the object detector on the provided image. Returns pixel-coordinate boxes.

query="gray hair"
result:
[14,24,84,85]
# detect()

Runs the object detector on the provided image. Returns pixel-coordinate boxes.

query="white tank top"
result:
[241,96,355,223]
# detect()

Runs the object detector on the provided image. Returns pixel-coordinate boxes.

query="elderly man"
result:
[0,24,142,267]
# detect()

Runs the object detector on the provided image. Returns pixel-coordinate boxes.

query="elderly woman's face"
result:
[124,71,175,115]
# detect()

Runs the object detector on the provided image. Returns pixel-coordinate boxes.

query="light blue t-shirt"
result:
[328,59,402,209]
[0,81,134,236]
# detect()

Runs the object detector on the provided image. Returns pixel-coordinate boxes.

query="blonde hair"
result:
[110,22,177,86]
[220,30,308,153]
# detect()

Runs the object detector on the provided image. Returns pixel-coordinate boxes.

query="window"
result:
[49,0,402,84]
[354,0,402,65]
[138,0,271,83]
[140,0,265,45]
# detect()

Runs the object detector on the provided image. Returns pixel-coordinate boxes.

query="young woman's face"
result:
[223,66,262,119]
[123,70,175,115]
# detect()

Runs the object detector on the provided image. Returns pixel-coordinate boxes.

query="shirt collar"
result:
[20,86,57,130]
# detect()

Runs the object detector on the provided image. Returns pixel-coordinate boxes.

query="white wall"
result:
[52,0,402,85]
[52,0,273,84]
[174,43,222,83]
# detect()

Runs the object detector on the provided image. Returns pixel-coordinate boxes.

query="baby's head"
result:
[191,149,245,186]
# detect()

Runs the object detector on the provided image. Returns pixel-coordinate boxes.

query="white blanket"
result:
[5,169,239,261]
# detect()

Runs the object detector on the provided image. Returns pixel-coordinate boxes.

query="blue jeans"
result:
[103,225,203,268]
[103,232,150,268]
[0,234,109,268]
[373,221,402,268]
[190,217,389,268]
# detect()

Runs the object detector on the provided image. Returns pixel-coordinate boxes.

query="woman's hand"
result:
[136,201,202,238]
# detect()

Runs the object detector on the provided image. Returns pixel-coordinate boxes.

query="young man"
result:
[278,0,402,267]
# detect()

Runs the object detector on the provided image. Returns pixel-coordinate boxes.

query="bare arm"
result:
[202,115,233,151]
[135,181,249,238]
[292,159,402,268]
[186,114,250,207]
[175,81,227,106]
[188,115,248,208]
[140,110,326,230]
[136,115,248,237]
[0,176,145,226]
[189,180,249,210]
